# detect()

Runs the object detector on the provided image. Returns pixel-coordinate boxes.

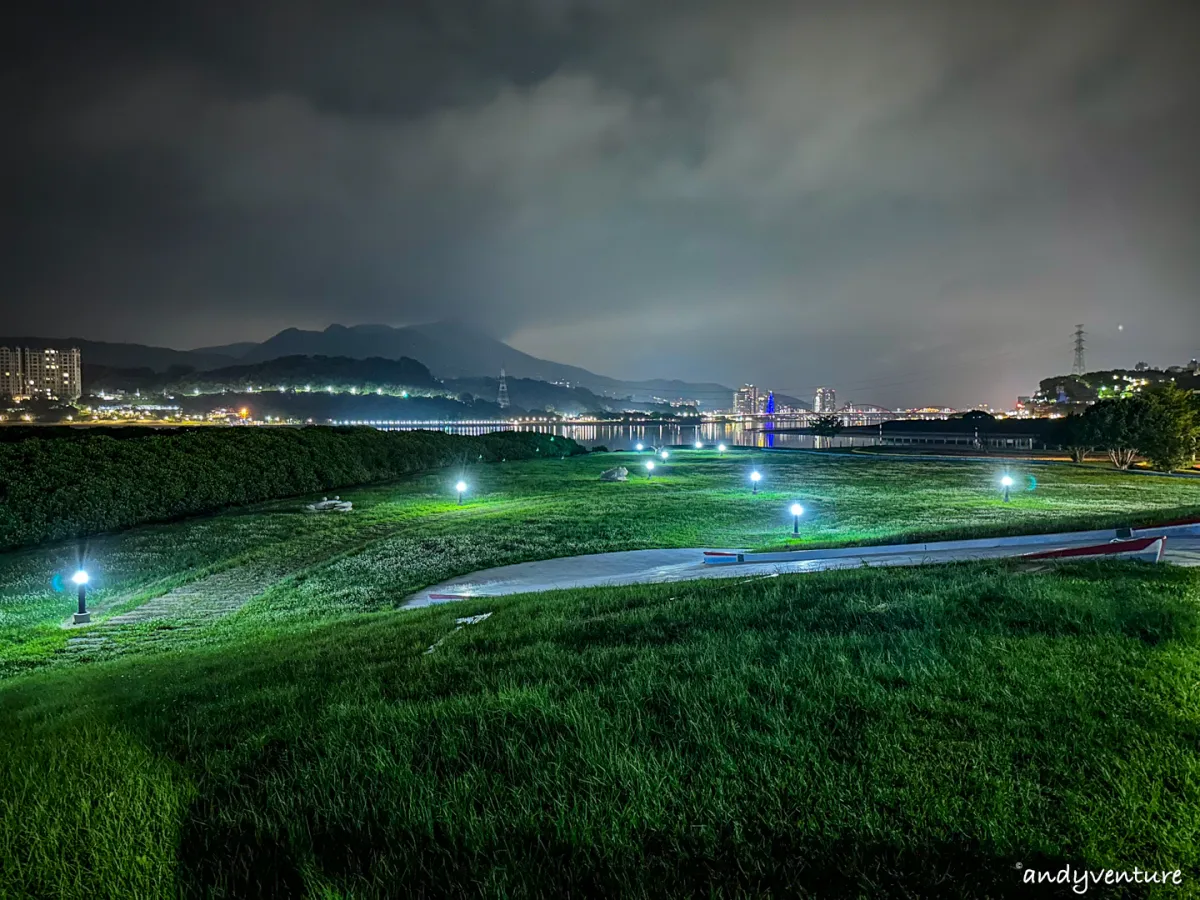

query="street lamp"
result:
[455,480,468,505]
[790,503,804,535]
[718,443,726,454]
[750,470,762,494]
[635,443,644,451]
[72,570,90,624]
[646,460,656,478]
[694,441,703,450]
[661,450,669,460]
[787,504,806,532]
[1000,474,1013,503]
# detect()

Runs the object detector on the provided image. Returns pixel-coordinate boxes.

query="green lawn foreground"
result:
[2,449,1200,674]
[2,561,1200,897]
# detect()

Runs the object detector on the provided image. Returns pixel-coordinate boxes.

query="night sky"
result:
[3,1,1199,407]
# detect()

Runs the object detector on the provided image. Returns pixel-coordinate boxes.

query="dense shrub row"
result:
[0,427,584,550]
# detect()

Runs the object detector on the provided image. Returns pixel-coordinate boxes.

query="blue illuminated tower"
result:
[765,391,775,415]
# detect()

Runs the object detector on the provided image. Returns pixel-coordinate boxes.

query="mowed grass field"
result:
[2,449,1200,896]
[3,448,1199,671]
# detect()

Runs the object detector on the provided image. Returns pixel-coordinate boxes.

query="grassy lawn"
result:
[2,450,1200,895]
[2,449,1199,674]
[3,562,1200,897]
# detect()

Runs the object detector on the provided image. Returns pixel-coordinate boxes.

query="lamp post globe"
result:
[694,441,703,450]
[646,460,655,478]
[661,450,669,460]
[72,570,90,624]
[635,443,643,452]
[455,480,468,505]
[790,503,804,535]
[718,443,726,454]
[1000,474,1014,503]
[750,470,761,494]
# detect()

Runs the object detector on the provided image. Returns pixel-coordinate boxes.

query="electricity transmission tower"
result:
[497,367,510,409]
[1072,325,1087,376]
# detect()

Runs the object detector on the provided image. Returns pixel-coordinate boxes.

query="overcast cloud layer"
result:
[3,0,1198,407]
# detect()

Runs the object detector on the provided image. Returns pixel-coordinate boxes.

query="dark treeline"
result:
[0,428,585,550]
[1054,383,1199,471]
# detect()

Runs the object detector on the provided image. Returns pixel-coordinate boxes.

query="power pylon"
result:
[497,367,510,409]
[1072,325,1087,376]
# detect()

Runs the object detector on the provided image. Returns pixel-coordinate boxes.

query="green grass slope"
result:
[3,563,1200,897]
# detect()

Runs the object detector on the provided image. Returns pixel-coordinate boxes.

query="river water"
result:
[378,421,879,450]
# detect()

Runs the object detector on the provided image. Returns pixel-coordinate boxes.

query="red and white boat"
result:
[1021,536,1166,564]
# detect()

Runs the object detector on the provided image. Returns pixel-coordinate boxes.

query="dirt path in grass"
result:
[63,564,285,656]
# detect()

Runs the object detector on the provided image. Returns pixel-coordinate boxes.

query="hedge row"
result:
[0,427,585,551]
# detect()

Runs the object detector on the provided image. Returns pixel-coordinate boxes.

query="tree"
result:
[1137,383,1199,472]
[812,414,843,437]
[1085,397,1147,469]
[1055,413,1099,463]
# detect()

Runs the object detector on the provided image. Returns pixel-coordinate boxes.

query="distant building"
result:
[0,347,21,398]
[813,387,836,413]
[734,384,758,416]
[0,346,82,401]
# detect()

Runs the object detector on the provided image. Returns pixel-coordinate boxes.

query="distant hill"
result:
[224,322,732,407]
[85,356,439,394]
[0,337,236,372]
[190,341,260,358]
[6,323,735,408]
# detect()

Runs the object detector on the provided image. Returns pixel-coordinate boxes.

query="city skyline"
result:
[3,1,1199,409]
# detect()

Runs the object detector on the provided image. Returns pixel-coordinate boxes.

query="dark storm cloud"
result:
[3,0,1198,406]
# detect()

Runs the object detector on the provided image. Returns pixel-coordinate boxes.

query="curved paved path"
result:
[406,524,1200,609]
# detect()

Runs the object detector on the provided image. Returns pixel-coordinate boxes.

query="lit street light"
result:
[661,450,669,460]
[790,503,804,535]
[694,441,703,450]
[72,570,90,624]
[750,470,762,494]
[455,480,468,505]
[635,443,644,451]
[718,444,727,454]
[646,460,656,478]
[1000,474,1014,503]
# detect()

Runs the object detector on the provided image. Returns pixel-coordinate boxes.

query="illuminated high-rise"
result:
[814,387,837,413]
[0,347,82,401]
[734,384,758,415]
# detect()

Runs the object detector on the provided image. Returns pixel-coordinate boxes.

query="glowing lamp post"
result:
[635,443,644,452]
[646,460,656,479]
[660,450,669,460]
[1000,475,1013,503]
[694,441,703,450]
[750,470,762,494]
[455,480,468,505]
[790,503,804,535]
[718,443,726,455]
[72,570,90,624]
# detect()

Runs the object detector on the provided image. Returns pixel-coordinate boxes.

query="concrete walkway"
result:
[405,524,1200,609]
